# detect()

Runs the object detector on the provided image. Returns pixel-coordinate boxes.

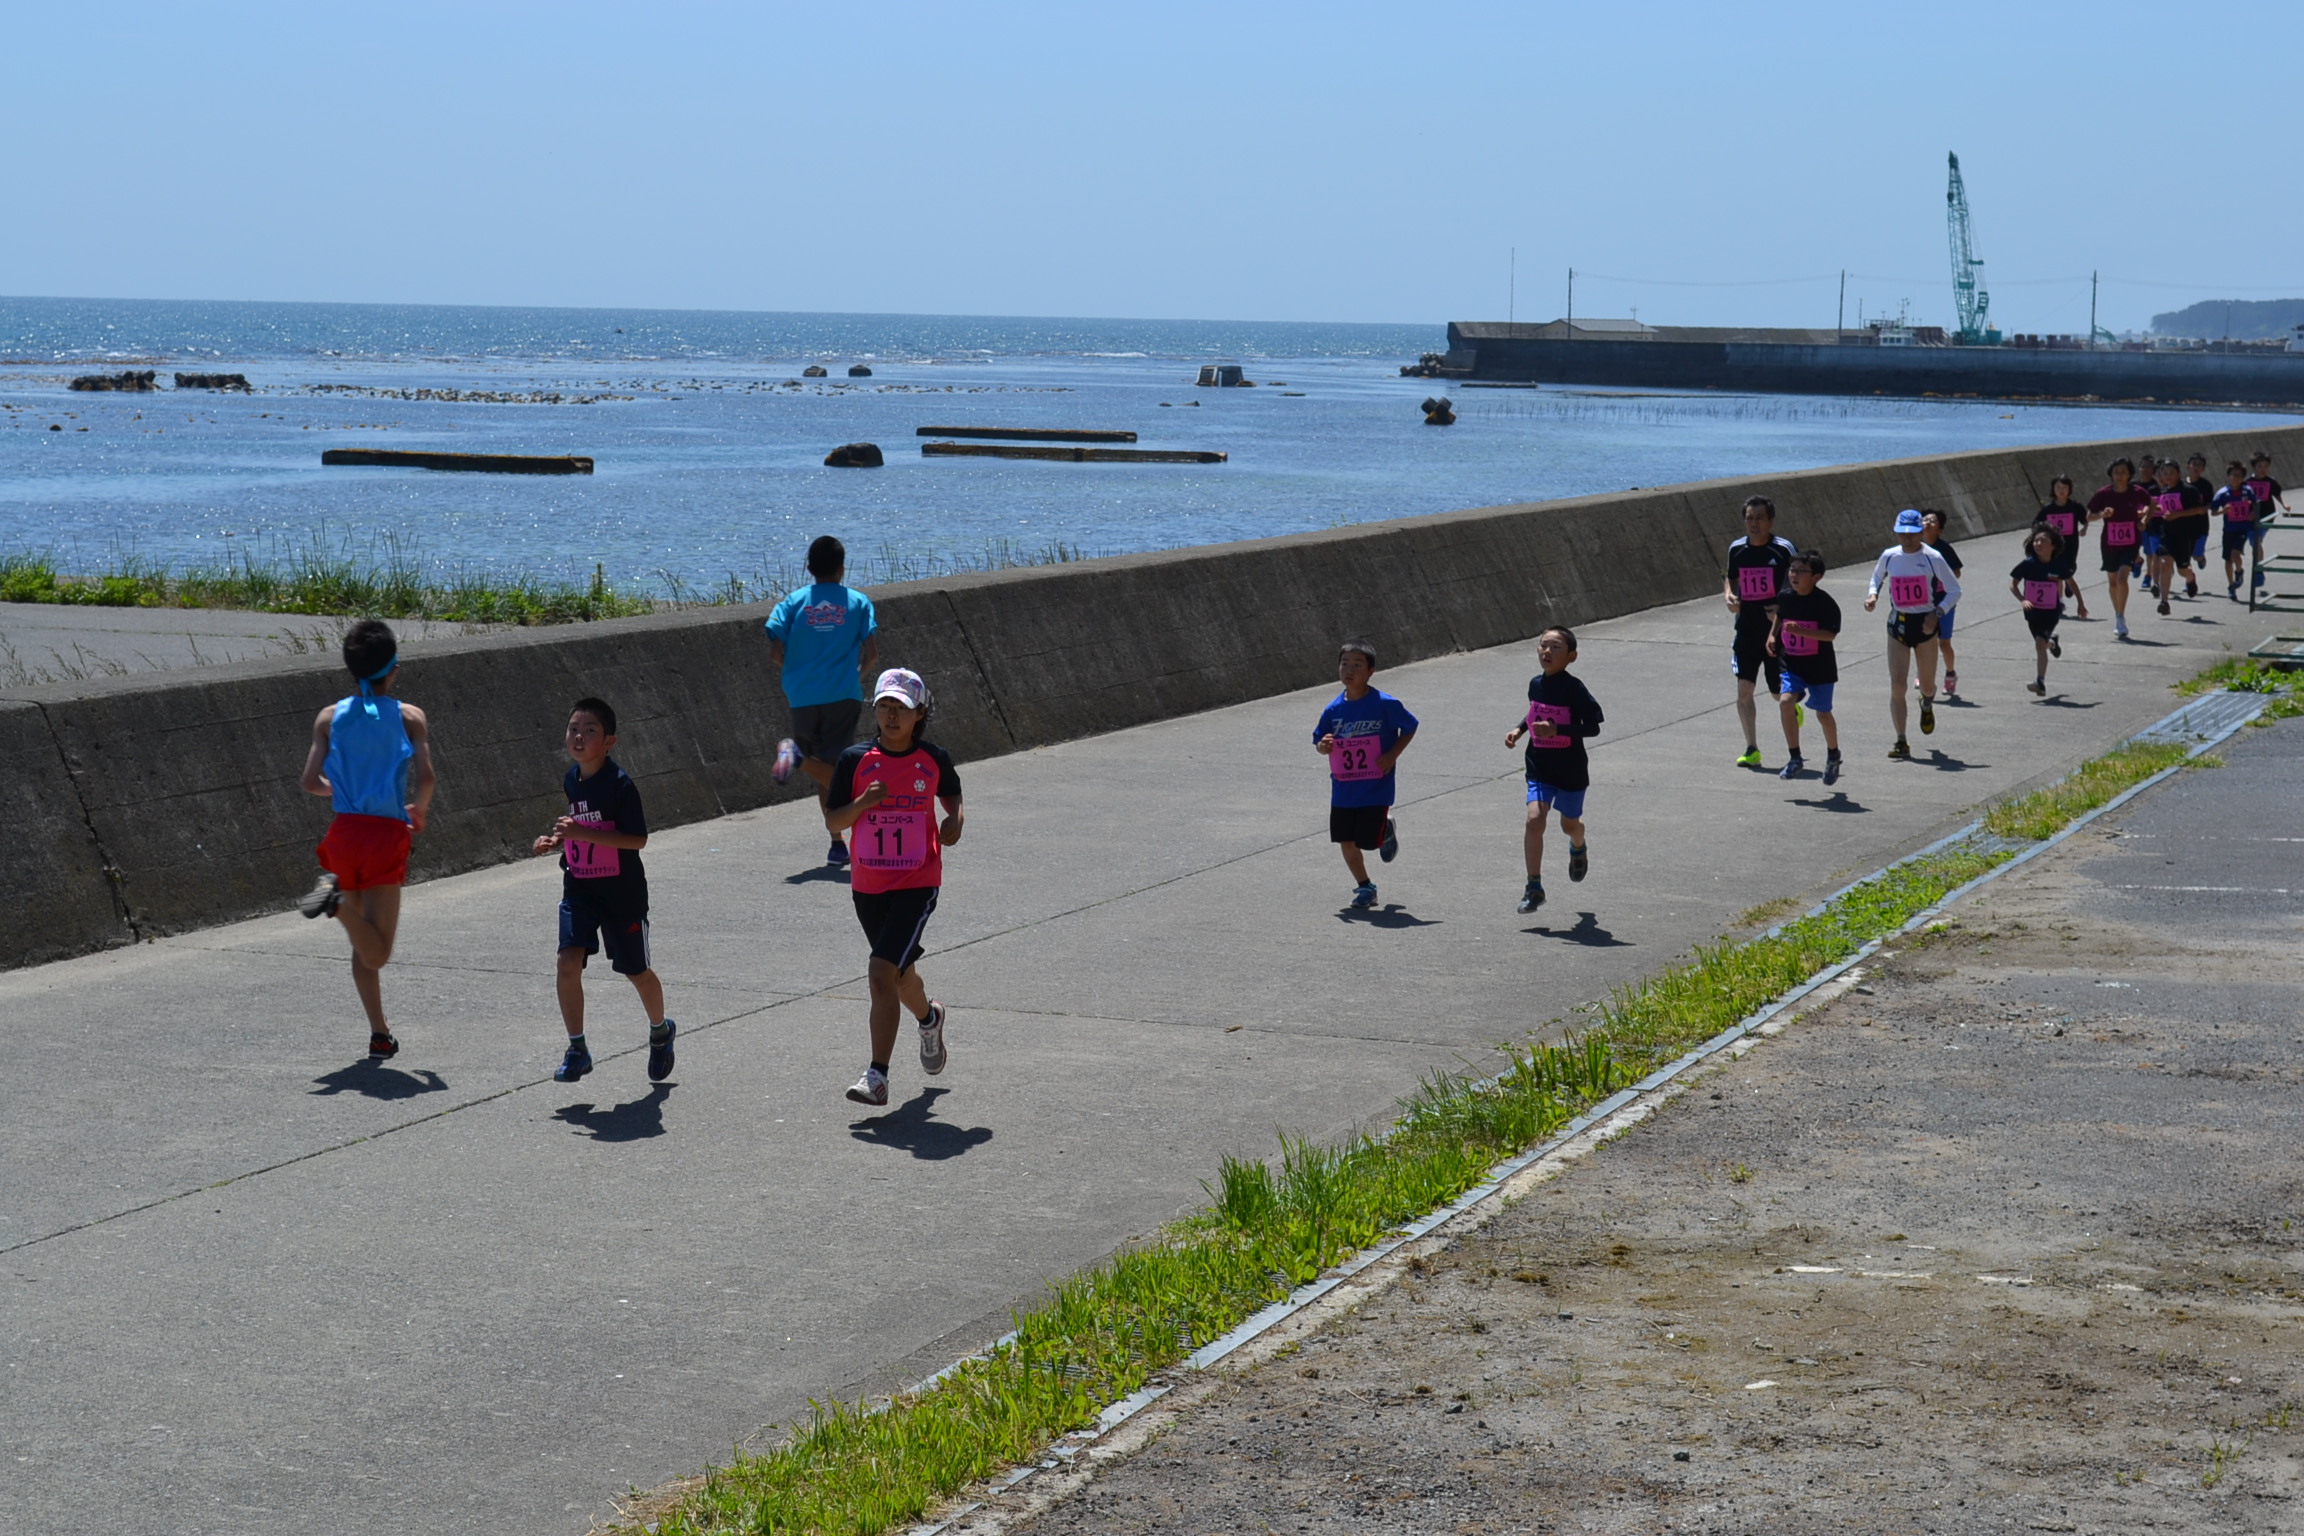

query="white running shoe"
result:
[772,737,799,785]
[844,1067,888,1106]
[918,1001,948,1076]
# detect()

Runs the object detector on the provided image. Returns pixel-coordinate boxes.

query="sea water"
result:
[1,296,2284,595]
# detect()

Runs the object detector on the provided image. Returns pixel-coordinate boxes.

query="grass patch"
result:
[619,665,2275,1536]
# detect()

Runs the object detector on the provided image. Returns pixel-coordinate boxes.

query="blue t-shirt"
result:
[1313,689,1419,809]
[765,582,877,707]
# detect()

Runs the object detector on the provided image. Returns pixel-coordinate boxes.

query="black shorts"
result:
[1885,611,1938,649]
[791,699,863,764]
[2224,524,2256,558]
[2023,608,2062,639]
[2166,518,2210,565]
[2101,540,2138,572]
[1329,804,1390,850]
[1730,629,1780,688]
[853,884,938,969]
[560,898,652,976]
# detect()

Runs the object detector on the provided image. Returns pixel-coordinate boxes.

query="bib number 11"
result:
[857,807,930,871]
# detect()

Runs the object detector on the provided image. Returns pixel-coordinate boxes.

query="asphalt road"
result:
[0,528,2275,1535]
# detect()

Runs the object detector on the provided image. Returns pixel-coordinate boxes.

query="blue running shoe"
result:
[554,1042,592,1083]
[1350,882,1378,910]
[826,838,850,868]
[647,1019,676,1082]
[1379,818,1399,863]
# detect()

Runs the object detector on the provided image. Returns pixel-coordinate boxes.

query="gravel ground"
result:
[983,715,2304,1535]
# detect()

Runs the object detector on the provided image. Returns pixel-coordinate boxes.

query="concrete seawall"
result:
[6,422,2298,969]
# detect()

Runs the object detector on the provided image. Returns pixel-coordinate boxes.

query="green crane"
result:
[1946,152,1998,345]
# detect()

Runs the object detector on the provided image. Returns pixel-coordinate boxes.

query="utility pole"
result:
[1509,248,1515,326]
[1838,270,1846,333]
[2090,271,2099,349]
[1566,268,1574,339]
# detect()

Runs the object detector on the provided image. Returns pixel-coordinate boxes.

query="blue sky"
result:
[6,1,2294,332]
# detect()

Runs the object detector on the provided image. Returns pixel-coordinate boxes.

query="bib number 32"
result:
[1329,733,1383,781]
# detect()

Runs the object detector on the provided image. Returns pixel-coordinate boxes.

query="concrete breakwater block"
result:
[320,449,595,474]
[921,442,1225,464]
[915,426,1139,443]
[824,442,885,467]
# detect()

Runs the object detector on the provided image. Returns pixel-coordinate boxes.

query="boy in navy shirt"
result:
[1314,641,1417,910]
[767,535,881,866]
[1503,626,1602,914]
[532,697,677,1084]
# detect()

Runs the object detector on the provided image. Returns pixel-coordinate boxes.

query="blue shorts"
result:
[2141,530,2162,557]
[1526,780,1586,819]
[1780,674,1834,714]
[1936,604,1958,639]
[560,898,653,976]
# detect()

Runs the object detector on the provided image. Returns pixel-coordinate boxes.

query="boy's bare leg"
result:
[1886,643,1912,737]
[628,968,666,1029]
[1778,695,1802,755]
[2106,566,2129,622]
[1558,813,1586,851]
[556,947,587,1037]
[1734,677,1758,750]
[1817,710,1841,753]
[1523,801,1549,880]
[867,958,907,1066]
[338,885,401,1036]
[800,757,834,792]
[1341,843,1372,885]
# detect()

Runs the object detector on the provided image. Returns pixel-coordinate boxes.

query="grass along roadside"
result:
[612,692,2273,1536]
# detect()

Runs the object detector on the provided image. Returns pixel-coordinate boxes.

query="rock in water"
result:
[848,364,873,377]
[70,370,156,392]
[174,372,252,391]
[824,442,884,468]
[802,364,829,378]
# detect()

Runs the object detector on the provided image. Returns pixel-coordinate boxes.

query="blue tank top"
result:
[326,689,413,821]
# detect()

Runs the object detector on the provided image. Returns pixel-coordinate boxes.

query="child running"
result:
[1767,549,1842,784]
[1503,626,1602,914]
[2213,461,2258,601]
[2011,528,2068,696]
[1723,495,1796,767]
[767,535,880,867]
[2245,452,2289,593]
[532,698,676,1085]
[825,668,962,1107]
[1315,640,1418,910]
[2037,474,2091,618]
[1918,510,1964,695]
[2086,457,2151,638]
[297,619,437,1059]
[1864,509,1961,760]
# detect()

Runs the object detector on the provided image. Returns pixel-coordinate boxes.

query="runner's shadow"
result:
[553,1084,673,1141]
[310,1060,448,1099]
[1523,911,1630,947]
[2040,696,2100,709]
[1922,751,1980,771]
[784,865,850,886]
[2114,636,2176,648]
[849,1086,994,1161]
[1788,791,1868,813]
[1337,904,1441,928]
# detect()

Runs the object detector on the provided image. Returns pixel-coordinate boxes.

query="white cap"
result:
[873,667,927,709]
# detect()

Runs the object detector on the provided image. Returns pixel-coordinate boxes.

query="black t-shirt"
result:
[2168,479,2213,524]
[1770,587,1842,685]
[1522,671,1603,791]
[1725,535,1796,631]
[1924,536,1962,574]
[562,757,648,907]
[2010,556,2065,612]
[827,739,963,810]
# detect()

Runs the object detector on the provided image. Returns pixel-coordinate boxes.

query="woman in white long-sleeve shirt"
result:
[1863,508,1963,759]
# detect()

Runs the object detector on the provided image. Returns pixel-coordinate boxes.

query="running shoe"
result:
[1350,882,1378,910]
[772,737,799,785]
[369,1031,399,1059]
[2027,680,2047,696]
[2114,617,2130,639]
[2185,577,2199,598]
[1567,844,1588,883]
[298,870,340,920]
[2048,636,2062,658]
[1943,670,1958,697]
[1919,696,1936,735]
[1822,753,1842,786]
[1779,756,1804,780]
[646,1019,677,1082]
[826,838,850,868]
[2158,598,2171,616]
[2229,581,2242,600]
[845,1067,889,1106]
[554,1042,592,1082]
[1734,747,1763,768]
[1517,879,1545,915]
[2255,569,2267,588]
[1379,818,1399,864]
[1887,739,1912,761]
[918,1001,948,1076]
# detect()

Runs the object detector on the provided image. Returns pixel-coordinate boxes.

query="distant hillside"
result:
[2151,298,2304,340]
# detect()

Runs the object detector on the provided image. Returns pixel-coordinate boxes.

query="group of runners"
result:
[288,454,2284,1101]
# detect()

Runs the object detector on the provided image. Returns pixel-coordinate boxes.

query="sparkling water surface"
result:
[2,296,2284,595]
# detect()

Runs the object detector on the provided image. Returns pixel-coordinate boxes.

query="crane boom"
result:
[1946,152,1995,345]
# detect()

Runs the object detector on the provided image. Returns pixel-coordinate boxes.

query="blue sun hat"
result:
[1893,508,1926,534]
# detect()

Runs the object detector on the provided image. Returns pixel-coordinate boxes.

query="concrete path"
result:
[0,530,2272,1536]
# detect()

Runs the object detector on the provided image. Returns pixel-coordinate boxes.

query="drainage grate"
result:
[2132,689,2267,744]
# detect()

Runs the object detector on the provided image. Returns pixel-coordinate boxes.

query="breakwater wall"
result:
[1447,324,2304,408]
[7,422,2300,970]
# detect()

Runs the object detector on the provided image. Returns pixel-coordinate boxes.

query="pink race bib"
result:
[1736,565,1777,602]
[564,814,621,879]
[2105,519,2138,548]
[2046,510,2075,538]
[1525,701,1570,748]
[1887,574,1930,608]
[1780,622,1819,657]
[2247,478,2275,503]
[2023,579,2061,610]
[1329,733,1384,781]
[2226,497,2256,524]
[2155,492,2184,518]
[854,805,930,872]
